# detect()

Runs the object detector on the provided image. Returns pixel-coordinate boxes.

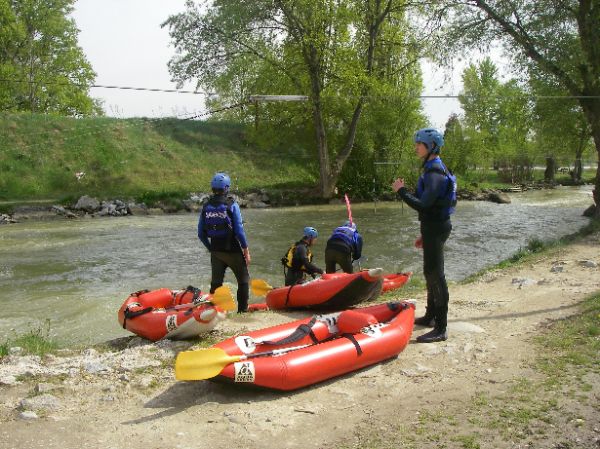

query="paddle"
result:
[344,193,353,225]
[168,286,236,312]
[250,278,274,297]
[175,344,311,380]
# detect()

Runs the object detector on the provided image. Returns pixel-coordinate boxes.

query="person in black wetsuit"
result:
[325,221,363,274]
[283,226,324,286]
[198,172,251,313]
[392,128,457,343]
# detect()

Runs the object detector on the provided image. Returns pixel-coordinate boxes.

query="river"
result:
[0,185,593,345]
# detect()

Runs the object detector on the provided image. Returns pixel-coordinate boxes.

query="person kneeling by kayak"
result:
[282,226,324,286]
[325,221,363,274]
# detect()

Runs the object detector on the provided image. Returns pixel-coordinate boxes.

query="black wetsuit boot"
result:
[417,273,449,342]
[414,287,436,327]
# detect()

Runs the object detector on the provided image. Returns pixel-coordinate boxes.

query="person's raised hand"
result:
[392,178,405,192]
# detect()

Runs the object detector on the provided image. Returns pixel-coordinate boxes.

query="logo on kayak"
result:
[166,315,178,333]
[315,312,341,333]
[234,361,255,382]
[235,335,257,354]
[361,322,387,338]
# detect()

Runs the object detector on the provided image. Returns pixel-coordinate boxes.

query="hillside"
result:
[0,113,317,202]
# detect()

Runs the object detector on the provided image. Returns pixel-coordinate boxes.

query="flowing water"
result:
[0,185,593,345]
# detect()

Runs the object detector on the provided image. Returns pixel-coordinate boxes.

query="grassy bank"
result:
[2,113,596,207]
[0,112,317,202]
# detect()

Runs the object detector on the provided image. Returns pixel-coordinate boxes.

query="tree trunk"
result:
[580,101,600,218]
[544,157,555,182]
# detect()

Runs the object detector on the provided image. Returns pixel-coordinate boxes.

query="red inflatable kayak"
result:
[117,286,232,341]
[263,268,384,310]
[175,301,415,390]
[382,272,412,293]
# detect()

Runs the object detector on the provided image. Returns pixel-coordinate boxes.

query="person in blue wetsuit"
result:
[198,172,251,313]
[325,221,363,273]
[392,128,457,343]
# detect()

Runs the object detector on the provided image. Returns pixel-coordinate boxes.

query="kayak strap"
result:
[122,306,153,329]
[260,318,320,346]
[285,283,298,306]
[341,333,363,356]
[182,285,202,305]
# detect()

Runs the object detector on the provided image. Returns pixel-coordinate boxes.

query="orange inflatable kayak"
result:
[262,268,384,310]
[117,286,232,341]
[175,301,415,390]
[382,272,412,293]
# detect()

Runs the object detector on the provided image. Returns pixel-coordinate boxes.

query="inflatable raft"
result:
[259,268,384,310]
[382,272,412,293]
[117,286,233,341]
[175,301,415,390]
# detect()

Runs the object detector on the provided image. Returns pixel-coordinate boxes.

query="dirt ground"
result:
[1,232,599,449]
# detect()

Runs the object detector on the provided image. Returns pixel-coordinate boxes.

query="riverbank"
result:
[1,228,598,449]
[1,180,597,225]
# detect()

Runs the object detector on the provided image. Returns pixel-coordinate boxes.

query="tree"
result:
[444,0,600,215]
[0,0,101,116]
[164,0,425,198]
[529,71,593,183]
[457,58,534,182]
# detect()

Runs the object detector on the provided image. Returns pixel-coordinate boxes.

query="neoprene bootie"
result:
[416,328,447,343]
[414,316,435,327]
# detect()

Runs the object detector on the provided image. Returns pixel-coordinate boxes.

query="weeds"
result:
[0,320,59,357]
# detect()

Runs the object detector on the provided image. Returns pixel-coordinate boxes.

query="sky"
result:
[71,0,489,129]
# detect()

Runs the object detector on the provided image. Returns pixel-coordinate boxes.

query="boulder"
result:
[74,195,100,212]
[487,191,511,204]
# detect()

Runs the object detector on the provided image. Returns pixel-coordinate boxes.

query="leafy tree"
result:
[457,58,534,182]
[443,0,600,215]
[164,0,426,198]
[0,0,101,116]
[529,71,593,183]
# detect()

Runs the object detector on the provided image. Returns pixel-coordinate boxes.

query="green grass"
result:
[0,320,59,357]
[0,112,317,202]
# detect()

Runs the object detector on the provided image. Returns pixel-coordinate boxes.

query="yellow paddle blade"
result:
[210,285,236,311]
[175,348,242,380]
[250,279,274,297]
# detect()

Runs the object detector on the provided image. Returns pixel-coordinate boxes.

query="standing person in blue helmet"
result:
[392,128,457,343]
[198,172,251,313]
[325,221,363,274]
[282,226,324,286]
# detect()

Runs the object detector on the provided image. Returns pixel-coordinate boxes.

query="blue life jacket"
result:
[202,197,234,239]
[416,158,457,219]
[329,225,357,248]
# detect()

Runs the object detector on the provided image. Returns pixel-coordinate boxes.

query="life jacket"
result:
[202,196,234,239]
[281,240,313,271]
[416,158,457,219]
[328,226,357,249]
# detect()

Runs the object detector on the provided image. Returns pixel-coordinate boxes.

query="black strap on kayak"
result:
[284,283,298,306]
[182,285,202,304]
[341,333,363,356]
[122,306,153,329]
[260,317,320,346]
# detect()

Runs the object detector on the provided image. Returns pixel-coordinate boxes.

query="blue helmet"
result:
[303,226,318,239]
[414,128,444,154]
[343,220,357,230]
[211,172,231,191]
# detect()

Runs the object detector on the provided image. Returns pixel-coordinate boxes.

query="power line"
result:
[1,78,599,99]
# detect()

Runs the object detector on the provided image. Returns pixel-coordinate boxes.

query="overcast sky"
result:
[71,0,478,128]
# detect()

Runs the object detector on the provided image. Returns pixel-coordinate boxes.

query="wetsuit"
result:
[397,157,453,334]
[198,194,249,312]
[284,240,324,286]
[325,226,363,274]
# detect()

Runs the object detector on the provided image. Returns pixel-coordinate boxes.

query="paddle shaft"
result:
[344,193,353,225]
